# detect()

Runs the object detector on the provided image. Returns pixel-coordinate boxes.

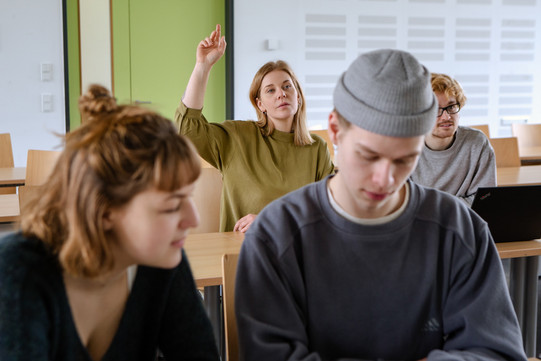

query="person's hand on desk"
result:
[234,214,257,233]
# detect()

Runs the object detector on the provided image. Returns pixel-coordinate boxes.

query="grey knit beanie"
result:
[333,49,437,137]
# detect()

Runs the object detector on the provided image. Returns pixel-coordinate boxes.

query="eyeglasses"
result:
[437,103,460,117]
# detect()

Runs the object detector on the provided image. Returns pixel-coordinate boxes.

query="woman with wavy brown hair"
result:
[176,24,334,233]
[0,85,219,361]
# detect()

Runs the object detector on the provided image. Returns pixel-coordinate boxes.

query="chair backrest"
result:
[25,149,62,186]
[18,149,62,214]
[489,137,521,168]
[222,253,239,361]
[512,123,541,148]
[191,167,222,233]
[311,129,334,158]
[469,124,490,138]
[0,133,15,195]
[0,133,14,168]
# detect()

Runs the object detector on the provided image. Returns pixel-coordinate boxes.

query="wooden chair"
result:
[222,253,239,361]
[0,194,20,223]
[489,137,521,168]
[18,149,61,214]
[191,167,222,234]
[311,129,334,158]
[469,124,490,138]
[511,123,541,149]
[0,133,15,195]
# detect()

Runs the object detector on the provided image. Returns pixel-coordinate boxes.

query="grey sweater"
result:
[235,177,526,361]
[0,232,219,361]
[410,126,496,206]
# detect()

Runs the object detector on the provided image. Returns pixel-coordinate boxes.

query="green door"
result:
[112,0,226,123]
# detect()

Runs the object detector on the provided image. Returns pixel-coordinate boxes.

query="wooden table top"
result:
[497,165,541,186]
[496,239,541,259]
[184,232,541,287]
[0,167,26,187]
[184,232,244,287]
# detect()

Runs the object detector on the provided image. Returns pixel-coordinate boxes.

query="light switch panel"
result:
[41,63,53,81]
[41,93,53,112]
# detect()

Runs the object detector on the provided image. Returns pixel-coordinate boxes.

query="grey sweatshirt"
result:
[411,126,496,206]
[235,177,526,361]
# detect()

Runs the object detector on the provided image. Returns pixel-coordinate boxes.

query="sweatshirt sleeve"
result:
[461,136,497,206]
[174,101,231,171]
[428,219,527,361]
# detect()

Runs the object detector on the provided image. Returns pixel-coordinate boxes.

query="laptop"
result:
[471,185,541,243]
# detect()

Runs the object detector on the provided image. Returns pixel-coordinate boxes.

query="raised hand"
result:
[182,24,227,109]
[196,24,227,69]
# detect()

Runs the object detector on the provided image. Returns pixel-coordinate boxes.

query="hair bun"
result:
[79,84,117,122]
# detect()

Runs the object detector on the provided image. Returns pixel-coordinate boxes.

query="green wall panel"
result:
[66,0,81,129]
[112,0,226,123]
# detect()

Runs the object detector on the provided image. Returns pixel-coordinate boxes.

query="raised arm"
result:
[182,24,227,110]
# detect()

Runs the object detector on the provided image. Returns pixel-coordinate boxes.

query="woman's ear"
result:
[256,98,266,113]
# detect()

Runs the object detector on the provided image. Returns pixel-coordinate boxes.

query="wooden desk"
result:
[497,240,541,357]
[0,167,26,187]
[184,231,243,356]
[497,240,541,259]
[184,232,244,287]
[497,165,541,186]
[0,194,20,222]
[186,232,541,357]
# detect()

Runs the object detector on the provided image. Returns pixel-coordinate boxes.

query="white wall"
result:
[0,0,66,166]
[234,0,541,137]
[79,0,112,93]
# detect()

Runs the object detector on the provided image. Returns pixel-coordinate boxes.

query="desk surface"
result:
[496,240,541,259]
[497,165,541,186]
[0,167,26,187]
[185,232,541,287]
[184,232,244,287]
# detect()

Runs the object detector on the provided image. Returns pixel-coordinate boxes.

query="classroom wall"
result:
[0,0,66,167]
[233,0,541,137]
[79,0,112,93]
[5,0,541,167]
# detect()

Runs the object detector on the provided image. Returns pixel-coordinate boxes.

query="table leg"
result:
[204,285,224,358]
[523,256,538,357]
[510,257,526,330]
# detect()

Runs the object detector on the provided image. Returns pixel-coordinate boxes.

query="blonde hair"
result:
[431,73,467,107]
[21,84,201,278]
[249,60,313,146]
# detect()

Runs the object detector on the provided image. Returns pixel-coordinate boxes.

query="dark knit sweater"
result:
[0,232,219,361]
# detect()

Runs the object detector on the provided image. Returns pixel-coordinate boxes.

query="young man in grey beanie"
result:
[235,49,526,361]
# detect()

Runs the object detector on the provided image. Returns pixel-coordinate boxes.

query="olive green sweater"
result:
[174,103,334,231]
